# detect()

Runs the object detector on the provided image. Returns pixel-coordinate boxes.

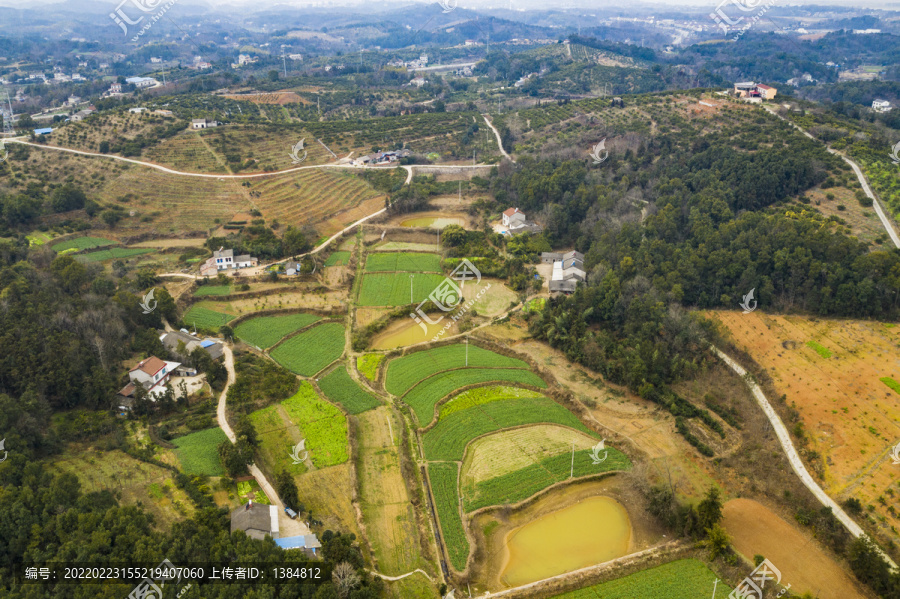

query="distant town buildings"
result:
[873,99,893,113]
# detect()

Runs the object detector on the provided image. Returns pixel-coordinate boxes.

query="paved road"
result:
[713,346,898,570]
[482,114,514,163]
[764,106,900,249]
[216,345,310,538]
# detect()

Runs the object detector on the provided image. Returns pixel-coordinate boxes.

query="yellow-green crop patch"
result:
[364,252,441,273]
[184,304,234,330]
[51,236,116,252]
[549,559,730,598]
[282,382,349,467]
[357,354,383,381]
[439,385,545,420]
[806,340,833,358]
[881,376,900,395]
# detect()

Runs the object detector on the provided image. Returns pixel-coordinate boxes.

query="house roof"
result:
[215,248,234,259]
[233,254,255,262]
[131,356,166,376]
[503,207,522,217]
[756,84,774,90]
[734,81,755,87]
[118,382,136,397]
[230,502,276,537]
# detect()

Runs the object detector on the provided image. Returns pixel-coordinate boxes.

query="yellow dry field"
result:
[223,91,306,105]
[461,424,598,486]
[723,498,868,599]
[463,278,517,318]
[383,572,440,599]
[51,448,194,529]
[356,307,394,328]
[196,288,348,315]
[296,463,359,537]
[709,311,900,531]
[357,407,427,575]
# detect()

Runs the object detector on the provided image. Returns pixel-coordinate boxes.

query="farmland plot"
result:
[324,251,352,267]
[364,252,441,273]
[401,369,547,425]
[428,462,469,571]
[385,344,530,396]
[550,559,730,599]
[172,427,228,476]
[270,322,345,376]
[77,248,155,262]
[234,313,322,349]
[51,236,115,252]
[318,365,381,414]
[183,305,234,330]
[281,382,348,468]
[357,272,446,307]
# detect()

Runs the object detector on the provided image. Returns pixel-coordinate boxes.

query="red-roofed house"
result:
[119,356,180,400]
[755,84,777,100]
[502,207,527,228]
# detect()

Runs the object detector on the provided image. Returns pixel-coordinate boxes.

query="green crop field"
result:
[364,252,441,273]
[184,305,233,329]
[51,236,116,252]
[172,427,228,476]
[549,559,730,599]
[440,386,546,419]
[357,354,383,381]
[462,447,630,511]
[324,251,351,267]
[881,376,900,395]
[385,344,530,396]
[402,369,547,425]
[270,322,345,376]
[357,272,446,307]
[235,313,322,349]
[318,365,381,414]
[806,340,833,358]
[194,285,233,297]
[282,382,349,468]
[423,396,593,461]
[428,463,469,571]
[76,247,155,262]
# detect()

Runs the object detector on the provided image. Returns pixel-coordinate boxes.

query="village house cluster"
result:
[543,251,586,294]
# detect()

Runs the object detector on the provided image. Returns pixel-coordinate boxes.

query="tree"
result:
[268,70,280,82]
[101,209,123,228]
[275,469,302,511]
[98,140,110,153]
[697,486,724,531]
[704,523,731,560]
[50,184,86,213]
[218,441,249,478]
[442,224,466,246]
[282,226,310,256]
[331,562,361,599]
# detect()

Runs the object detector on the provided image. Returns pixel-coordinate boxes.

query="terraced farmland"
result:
[423,396,593,461]
[281,382,349,468]
[428,462,468,571]
[194,285,233,297]
[270,321,345,376]
[357,272,446,307]
[96,166,250,234]
[251,168,382,231]
[401,369,547,425]
[248,404,305,475]
[234,313,322,349]
[364,252,441,273]
[462,446,630,511]
[183,304,234,329]
[318,365,381,414]
[77,247,156,262]
[549,559,730,599]
[51,236,116,252]
[384,344,530,396]
[143,133,228,173]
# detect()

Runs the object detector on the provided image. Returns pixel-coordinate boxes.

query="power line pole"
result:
[282,45,287,79]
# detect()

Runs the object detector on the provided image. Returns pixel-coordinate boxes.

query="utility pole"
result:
[570,441,575,478]
[409,274,414,304]
[282,45,288,79]
[465,337,469,366]
[712,579,718,598]
[458,180,461,204]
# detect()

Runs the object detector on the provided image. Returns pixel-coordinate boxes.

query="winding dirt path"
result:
[482,114,514,163]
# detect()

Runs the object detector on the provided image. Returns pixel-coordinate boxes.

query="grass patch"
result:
[462,447,630,511]
[194,285,233,296]
[51,236,115,252]
[281,382,348,467]
[324,251,351,267]
[172,427,228,476]
[364,252,441,273]
[183,305,233,329]
[76,247,155,262]
[402,369,548,425]
[357,272,446,307]
[440,385,545,420]
[549,559,729,599]
[248,404,305,476]
[357,354,383,381]
[881,377,900,395]
[234,313,322,349]
[385,344,530,396]
[428,463,468,571]
[806,340,833,358]
[318,365,381,414]
[270,322,345,376]
[423,396,593,461]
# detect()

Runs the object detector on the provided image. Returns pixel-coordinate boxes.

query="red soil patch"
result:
[723,498,869,599]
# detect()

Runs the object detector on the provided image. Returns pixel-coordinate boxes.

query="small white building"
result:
[119,356,181,400]
[873,100,893,113]
[502,207,527,228]
[129,107,147,113]
[126,76,159,88]
[192,118,219,129]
